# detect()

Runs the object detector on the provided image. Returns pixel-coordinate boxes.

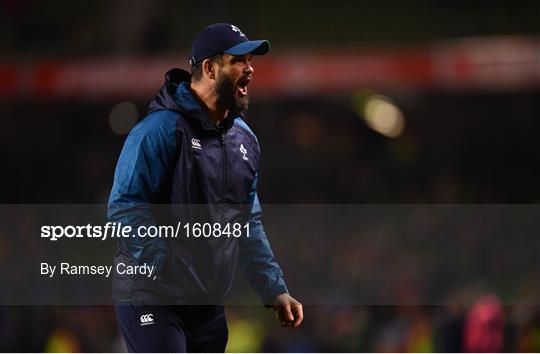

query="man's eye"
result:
[231,57,250,65]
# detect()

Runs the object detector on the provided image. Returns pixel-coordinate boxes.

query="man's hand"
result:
[271,293,303,328]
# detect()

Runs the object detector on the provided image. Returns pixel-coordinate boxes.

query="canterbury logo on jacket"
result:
[107,68,288,305]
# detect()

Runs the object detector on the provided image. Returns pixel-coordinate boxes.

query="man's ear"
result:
[202,59,215,80]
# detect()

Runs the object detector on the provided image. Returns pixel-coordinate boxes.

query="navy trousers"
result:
[115,303,228,353]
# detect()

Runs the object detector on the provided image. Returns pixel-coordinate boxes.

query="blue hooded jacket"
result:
[107,68,288,305]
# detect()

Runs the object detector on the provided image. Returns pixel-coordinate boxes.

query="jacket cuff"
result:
[262,284,289,307]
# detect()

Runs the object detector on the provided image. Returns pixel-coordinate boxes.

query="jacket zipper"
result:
[220,131,227,213]
[216,131,227,292]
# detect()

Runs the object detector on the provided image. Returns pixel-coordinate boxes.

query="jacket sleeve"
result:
[239,173,289,305]
[107,112,177,277]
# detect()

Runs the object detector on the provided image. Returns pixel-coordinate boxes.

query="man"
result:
[108,23,303,352]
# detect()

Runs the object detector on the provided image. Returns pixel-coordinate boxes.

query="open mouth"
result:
[237,76,251,97]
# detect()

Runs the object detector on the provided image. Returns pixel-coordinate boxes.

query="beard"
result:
[215,71,249,116]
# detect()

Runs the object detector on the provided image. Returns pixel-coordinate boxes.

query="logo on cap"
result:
[230,25,246,38]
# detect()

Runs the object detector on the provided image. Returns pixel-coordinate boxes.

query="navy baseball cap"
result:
[188,23,270,65]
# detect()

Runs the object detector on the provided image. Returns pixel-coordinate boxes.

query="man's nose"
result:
[245,63,254,75]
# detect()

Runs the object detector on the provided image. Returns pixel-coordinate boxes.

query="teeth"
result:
[238,85,248,96]
[238,78,250,96]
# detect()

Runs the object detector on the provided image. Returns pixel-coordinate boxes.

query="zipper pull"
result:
[221,132,226,144]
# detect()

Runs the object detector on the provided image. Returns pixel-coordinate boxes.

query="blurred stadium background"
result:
[2,0,540,351]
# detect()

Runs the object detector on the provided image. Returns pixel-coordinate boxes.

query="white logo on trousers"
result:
[140,313,154,326]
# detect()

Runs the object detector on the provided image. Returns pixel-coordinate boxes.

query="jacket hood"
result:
[148,68,191,115]
[148,68,233,132]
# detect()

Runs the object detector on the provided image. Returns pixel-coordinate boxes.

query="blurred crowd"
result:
[3,301,540,352]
